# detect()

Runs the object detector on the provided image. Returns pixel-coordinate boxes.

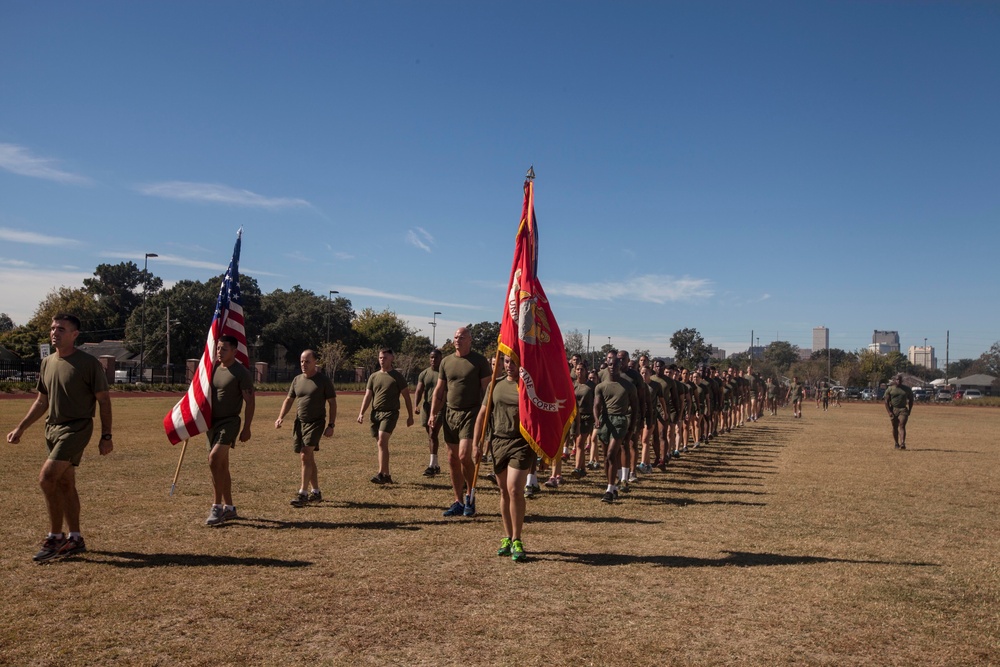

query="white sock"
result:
[224,504,235,511]
[429,454,438,467]
[467,488,476,502]
[527,474,538,487]
[606,484,615,492]
[69,532,81,540]
[298,489,306,494]
[48,533,64,539]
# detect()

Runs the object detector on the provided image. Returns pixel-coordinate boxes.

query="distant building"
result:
[908,345,936,370]
[812,326,829,352]
[708,345,726,360]
[748,346,765,360]
[868,343,896,355]
[799,348,813,360]
[872,330,900,354]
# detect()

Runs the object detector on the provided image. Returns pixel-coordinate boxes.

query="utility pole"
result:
[430,311,442,347]
[139,252,158,383]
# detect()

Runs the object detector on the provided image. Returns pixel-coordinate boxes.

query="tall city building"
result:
[908,345,936,370]
[812,326,829,352]
[872,330,900,354]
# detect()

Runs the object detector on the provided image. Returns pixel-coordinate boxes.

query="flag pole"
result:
[169,439,189,496]
[470,347,504,498]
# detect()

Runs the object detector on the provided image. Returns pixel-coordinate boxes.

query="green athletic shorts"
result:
[207,415,241,451]
[597,414,629,444]
[492,436,537,473]
[370,410,399,438]
[293,418,324,452]
[443,406,476,443]
[45,418,93,467]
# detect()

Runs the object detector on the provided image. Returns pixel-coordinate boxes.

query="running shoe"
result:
[628,471,639,483]
[497,537,512,557]
[524,484,538,499]
[463,495,476,517]
[485,472,498,486]
[205,505,225,526]
[656,459,668,472]
[671,450,681,459]
[33,535,67,562]
[443,501,465,517]
[510,539,526,562]
[601,491,615,504]
[370,472,391,484]
[57,535,86,558]
[290,492,308,507]
[422,465,440,477]
[307,490,323,502]
[543,476,560,488]
[570,468,586,479]
[221,506,238,521]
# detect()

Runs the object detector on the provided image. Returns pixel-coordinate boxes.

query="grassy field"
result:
[1,395,998,666]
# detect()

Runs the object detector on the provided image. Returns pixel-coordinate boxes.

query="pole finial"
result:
[526,166,535,181]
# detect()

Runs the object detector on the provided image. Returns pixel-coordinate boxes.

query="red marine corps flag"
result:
[497,169,576,463]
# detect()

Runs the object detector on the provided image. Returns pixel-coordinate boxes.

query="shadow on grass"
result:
[88,550,313,568]
[236,516,453,531]
[525,515,662,525]
[534,549,939,569]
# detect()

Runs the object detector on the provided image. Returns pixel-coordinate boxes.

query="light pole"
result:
[326,290,339,344]
[430,311,442,347]
[139,252,158,383]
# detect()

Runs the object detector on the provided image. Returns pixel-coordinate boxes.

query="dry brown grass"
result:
[1,396,998,666]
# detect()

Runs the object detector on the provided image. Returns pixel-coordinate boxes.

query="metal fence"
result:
[0,360,41,384]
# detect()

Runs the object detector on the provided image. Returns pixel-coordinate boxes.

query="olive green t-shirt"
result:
[439,351,491,411]
[645,378,663,419]
[574,381,595,420]
[37,350,109,424]
[885,385,913,411]
[595,378,633,417]
[483,377,521,439]
[416,367,439,408]
[366,369,408,412]
[287,371,336,422]
[212,361,254,421]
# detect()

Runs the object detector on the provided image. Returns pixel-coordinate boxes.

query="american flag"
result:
[163,229,249,444]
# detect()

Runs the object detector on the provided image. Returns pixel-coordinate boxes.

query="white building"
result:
[908,345,936,370]
[812,326,829,352]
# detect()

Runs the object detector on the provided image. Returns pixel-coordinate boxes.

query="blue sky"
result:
[1,1,997,362]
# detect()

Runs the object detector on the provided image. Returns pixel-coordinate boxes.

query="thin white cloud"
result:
[0,257,34,267]
[0,226,81,247]
[333,251,354,260]
[0,267,94,324]
[406,227,434,253]
[0,143,91,184]
[137,181,312,209]
[547,274,714,304]
[337,284,486,310]
[98,251,282,277]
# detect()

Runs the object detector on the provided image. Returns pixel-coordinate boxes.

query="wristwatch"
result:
[101,433,113,441]
[327,423,336,428]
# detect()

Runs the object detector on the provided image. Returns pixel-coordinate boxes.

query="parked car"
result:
[912,388,932,402]
[860,388,876,401]
[935,390,952,402]
[845,387,862,399]
[830,385,846,397]
[953,390,964,400]
[963,389,983,400]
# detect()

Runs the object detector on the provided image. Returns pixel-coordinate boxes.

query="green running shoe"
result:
[511,539,526,562]
[497,537,512,557]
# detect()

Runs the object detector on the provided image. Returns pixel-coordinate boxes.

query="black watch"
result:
[101,433,113,441]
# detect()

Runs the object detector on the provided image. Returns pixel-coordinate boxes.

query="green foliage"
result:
[83,262,163,334]
[466,321,501,355]
[0,327,46,359]
[318,340,348,374]
[353,308,414,353]
[260,286,353,363]
[563,329,585,357]
[762,341,800,372]
[670,327,710,368]
[0,313,14,332]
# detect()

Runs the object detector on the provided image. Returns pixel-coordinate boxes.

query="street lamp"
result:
[326,290,339,344]
[430,311,442,347]
[139,252,158,383]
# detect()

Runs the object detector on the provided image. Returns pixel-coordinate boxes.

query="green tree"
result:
[970,341,1000,376]
[763,341,801,372]
[28,287,110,346]
[260,286,353,364]
[83,261,163,335]
[563,329,585,358]
[125,274,264,367]
[0,313,14,332]
[670,328,710,368]
[466,321,501,355]
[353,308,414,353]
[857,350,892,385]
